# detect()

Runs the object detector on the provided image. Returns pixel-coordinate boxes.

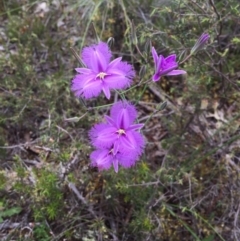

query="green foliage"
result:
[33,223,51,241]
[1,0,240,240]
[0,172,7,190]
[129,208,153,233]
[32,169,63,221]
[0,203,22,222]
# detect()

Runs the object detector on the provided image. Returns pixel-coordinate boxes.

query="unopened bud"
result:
[139,65,146,79]
[159,101,167,111]
[107,37,115,49]
[144,39,152,55]
[70,47,86,67]
[130,20,138,45]
[191,33,210,54]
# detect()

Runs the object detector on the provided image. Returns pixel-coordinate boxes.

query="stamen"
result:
[96,72,107,80]
[116,129,126,135]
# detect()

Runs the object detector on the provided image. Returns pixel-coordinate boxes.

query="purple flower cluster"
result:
[69,38,199,172]
[89,101,145,172]
[71,42,135,99]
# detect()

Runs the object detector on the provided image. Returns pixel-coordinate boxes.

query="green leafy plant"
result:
[0,204,22,222]
[33,223,51,241]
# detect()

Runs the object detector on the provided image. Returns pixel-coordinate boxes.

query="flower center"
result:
[96,72,107,80]
[116,129,126,136]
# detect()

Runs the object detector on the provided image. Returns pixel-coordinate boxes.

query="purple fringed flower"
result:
[90,101,144,154]
[89,101,145,172]
[191,33,210,54]
[90,147,141,173]
[151,47,186,82]
[71,42,135,99]
[90,148,117,171]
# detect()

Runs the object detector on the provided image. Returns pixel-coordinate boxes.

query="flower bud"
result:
[144,38,152,55]
[107,37,115,49]
[159,101,167,111]
[130,20,138,45]
[139,65,146,79]
[191,33,210,54]
[70,47,86,67]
